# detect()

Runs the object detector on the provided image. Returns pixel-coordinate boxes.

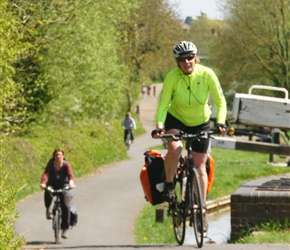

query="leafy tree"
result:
[5,0,133,127]
[38,0,127,123]
[139,0,186,80]
[116,0,186,111]
[10,0,82,125]
[212,0,290,94]
[188,14,223,61]
[1,0,193,134]
[0,0,79,136]
[0,0,31,135]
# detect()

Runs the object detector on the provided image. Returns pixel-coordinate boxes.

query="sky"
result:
[167,0,223,20]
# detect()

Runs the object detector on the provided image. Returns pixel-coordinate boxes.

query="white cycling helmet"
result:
[173,41,197,58]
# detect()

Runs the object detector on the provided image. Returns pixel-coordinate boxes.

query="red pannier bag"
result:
[183,152,215,196]
[206,153,215,196]
[140,150,165,205]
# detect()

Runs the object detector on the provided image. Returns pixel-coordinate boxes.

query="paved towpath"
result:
[16,84,289,250]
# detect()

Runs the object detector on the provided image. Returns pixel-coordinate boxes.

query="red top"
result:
[41,160,74,185]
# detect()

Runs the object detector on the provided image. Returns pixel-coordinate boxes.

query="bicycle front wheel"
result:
[126,133,131,150]
[53,209,61,244]
[189,168,204,248]
[172,180,186,245]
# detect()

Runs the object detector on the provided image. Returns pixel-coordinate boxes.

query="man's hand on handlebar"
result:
[151,128,164,138]
[216,123,226,136]
[40,183,46,190]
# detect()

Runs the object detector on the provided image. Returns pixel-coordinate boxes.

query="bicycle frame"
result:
[183,135,204,248]
[125,128,132,150]
[161,131,211,248]
[46,186,70,244]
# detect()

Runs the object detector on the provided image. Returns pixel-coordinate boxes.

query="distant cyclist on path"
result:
[152,41,227,232]
[121,112,137,143]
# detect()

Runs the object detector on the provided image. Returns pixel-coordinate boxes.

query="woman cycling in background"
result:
[40,148,76,239]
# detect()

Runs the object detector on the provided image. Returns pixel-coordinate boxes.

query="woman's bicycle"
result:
[125,128,132,150]
[46,185,70,244]
[161,131,212,248]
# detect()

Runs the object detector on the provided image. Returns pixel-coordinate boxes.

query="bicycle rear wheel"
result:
[53,209,61,244]
[189,168,204,248]
[126,132,131,150]
[172,180,186,245]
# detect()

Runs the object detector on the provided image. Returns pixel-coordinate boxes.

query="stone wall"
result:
[230,174,290,241]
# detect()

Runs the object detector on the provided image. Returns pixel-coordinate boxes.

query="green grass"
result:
[135,204,174,244]
[3,115,145,201]
[236,219,290,244]
[135,146,290,244]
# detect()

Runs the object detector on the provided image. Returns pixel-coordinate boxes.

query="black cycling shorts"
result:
[164,113,210,153]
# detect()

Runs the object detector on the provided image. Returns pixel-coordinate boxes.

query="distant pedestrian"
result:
[147,85,151,96]
[136,105,140,115]
[153,85,156,96]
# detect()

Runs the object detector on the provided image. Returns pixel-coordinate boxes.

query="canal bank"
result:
[205,174,290,243]
[230,173,290,241]
[185,173,290,245]
[206,196,231,244]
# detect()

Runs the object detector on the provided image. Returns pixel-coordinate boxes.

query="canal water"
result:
[184,209,231,245]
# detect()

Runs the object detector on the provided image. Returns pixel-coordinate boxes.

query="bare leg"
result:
[164,129,183,183]
[193,152,208,203]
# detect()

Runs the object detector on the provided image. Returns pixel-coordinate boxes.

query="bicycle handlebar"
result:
[46,185,72,194]
[160,131,214,141]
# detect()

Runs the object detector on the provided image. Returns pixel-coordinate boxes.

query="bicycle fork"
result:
[52,203,61,229]
[181,176,187,201]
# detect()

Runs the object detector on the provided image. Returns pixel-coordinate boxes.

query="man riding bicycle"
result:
[152,41,227,232]
[121,112,136,143]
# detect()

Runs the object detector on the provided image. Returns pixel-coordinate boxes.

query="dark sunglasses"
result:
[177,55,195,62]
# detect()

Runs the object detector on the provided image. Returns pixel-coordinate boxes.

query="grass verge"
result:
[236,219,290,244]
